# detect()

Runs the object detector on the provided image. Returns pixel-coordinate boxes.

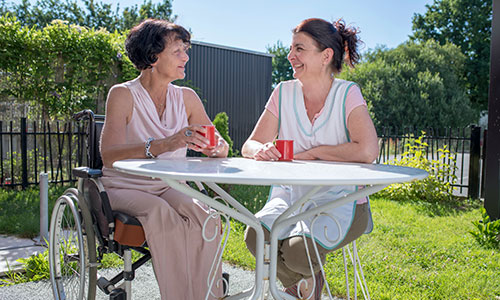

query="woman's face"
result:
[153,37,190,81]
[287,32,327,81]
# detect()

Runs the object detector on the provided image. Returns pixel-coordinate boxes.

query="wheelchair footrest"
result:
[97,277,114,295]
[223,272,230,295]
[110,288,126,300]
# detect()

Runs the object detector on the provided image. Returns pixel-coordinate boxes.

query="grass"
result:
[221,192,500,300]
[2,184,500,299]
[0,185,69,238]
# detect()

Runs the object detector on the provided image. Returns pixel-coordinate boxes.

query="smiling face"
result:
[287,32,332,81]
[152,36,190,81]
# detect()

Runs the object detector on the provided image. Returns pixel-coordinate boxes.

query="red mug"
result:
[201,125,216,147]
[275,140,294,161]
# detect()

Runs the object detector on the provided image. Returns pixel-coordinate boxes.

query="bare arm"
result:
[241,109,282,160]
[294,105,379,163]
[100,85,143,168]
[183,87,228,157]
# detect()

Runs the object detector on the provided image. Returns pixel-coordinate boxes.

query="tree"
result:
[411,0,492,112]
[6,0,176,32]
[341,40,475,131]
[266,40,293,87]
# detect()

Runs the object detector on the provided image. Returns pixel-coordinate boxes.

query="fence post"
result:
[21,117,28,189]
[35,172,49,246]
[468,126,481,199]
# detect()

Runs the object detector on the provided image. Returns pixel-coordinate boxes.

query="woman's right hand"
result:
[174,125,210,151]
[253,142,282,161]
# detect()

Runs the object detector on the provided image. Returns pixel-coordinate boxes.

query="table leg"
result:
[163,179,267,300]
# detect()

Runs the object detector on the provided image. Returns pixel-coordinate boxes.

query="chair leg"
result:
[342,241,371,300]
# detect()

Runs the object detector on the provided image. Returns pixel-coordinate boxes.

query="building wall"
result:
[184,41,273,152]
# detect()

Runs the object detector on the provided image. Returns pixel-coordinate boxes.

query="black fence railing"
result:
[0,118,486,199]
[0,118,87,189]
[377,125,484,199]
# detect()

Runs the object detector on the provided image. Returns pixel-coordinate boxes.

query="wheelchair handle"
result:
[73,109,95,122]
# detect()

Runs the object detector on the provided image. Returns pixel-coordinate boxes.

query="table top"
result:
[113,157,428,186]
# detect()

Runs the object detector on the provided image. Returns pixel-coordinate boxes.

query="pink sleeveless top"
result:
[101,78,188,195]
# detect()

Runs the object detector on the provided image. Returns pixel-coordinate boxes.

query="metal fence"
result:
[377,125,483,199]
[0,118,486,199]
[0,118,86,188]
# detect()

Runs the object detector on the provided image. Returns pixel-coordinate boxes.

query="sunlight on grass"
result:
[222,195,500,300]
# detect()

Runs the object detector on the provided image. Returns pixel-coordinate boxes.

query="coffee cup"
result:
[201,125,216,147]
[275,140,293,161]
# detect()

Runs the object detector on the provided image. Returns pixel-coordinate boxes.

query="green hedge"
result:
[0,14,138,119]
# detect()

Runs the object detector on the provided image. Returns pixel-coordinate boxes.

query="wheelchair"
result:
[48,109,228,300]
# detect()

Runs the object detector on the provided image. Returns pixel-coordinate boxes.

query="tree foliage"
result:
[411,0,492,111]
[4,0,176,32]
[341,40,475,131]
[266,40,293,87]
[0,14,138,119]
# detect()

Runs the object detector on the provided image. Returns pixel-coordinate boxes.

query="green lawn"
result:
[221,190,500,300]
[1,185,499,299]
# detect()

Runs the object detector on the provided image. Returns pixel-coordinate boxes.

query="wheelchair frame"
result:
[49,110,154,300]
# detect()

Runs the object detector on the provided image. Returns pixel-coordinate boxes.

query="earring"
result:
[151,66,154,73]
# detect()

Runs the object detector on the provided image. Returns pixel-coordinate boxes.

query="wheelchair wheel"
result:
[49,190,97,300]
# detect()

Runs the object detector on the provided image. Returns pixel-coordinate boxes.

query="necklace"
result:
[153,100,165,117]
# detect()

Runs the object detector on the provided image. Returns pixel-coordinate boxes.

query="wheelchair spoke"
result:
[50,196,87,300]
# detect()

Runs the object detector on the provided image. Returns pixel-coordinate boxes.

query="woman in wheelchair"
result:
[99,19,229,299]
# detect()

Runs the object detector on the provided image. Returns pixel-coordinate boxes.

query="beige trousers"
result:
[106,186,222,300]
[245,202,369,288]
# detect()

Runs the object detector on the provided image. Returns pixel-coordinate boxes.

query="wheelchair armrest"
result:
[72,166,103,178]
[113,211,142,227]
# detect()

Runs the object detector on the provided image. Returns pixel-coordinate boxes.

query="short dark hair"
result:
[125,19,191,70]
[293,18,361,73]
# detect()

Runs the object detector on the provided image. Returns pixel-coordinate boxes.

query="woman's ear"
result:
[323,48,334,66]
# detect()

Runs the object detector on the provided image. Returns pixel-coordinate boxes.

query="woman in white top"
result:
[242,18,379,299]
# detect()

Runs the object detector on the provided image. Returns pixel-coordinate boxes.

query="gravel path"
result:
[0,262,342,299]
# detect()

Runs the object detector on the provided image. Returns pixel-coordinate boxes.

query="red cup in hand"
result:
[201,125,216,147]
[275,140,293,161]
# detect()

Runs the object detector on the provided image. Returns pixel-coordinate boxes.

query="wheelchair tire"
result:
[49,190,97,300]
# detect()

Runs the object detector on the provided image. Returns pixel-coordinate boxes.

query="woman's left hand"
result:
[198,135,229,158]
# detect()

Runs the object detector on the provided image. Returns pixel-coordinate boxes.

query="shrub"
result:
[376,132,457,203]
[470,207,500,250]
[213,112,235,157]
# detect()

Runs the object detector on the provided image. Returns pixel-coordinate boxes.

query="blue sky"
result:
[13,0,435,53]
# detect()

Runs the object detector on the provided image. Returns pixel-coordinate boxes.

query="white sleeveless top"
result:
[101,77,188,195]
[256,79,367,249]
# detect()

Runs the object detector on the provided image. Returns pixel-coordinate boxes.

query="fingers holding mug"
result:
[182,125,212,150]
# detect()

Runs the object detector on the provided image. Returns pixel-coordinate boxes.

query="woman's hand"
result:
[180,125,210,151]
[202,135,229,158]
[183,126,229,158]
[253,142,282,161]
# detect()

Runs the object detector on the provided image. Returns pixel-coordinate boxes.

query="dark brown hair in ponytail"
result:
[293,18,361,73]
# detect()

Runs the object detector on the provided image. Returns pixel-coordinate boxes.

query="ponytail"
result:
[333,19,360,69]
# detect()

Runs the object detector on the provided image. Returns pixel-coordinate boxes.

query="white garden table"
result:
[113,157,428,300]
